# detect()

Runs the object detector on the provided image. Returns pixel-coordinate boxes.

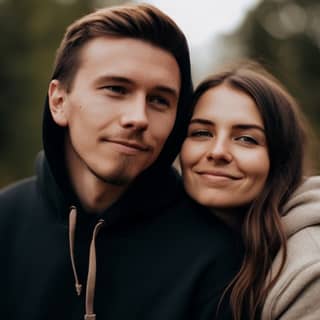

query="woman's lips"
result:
[196,170,243,180]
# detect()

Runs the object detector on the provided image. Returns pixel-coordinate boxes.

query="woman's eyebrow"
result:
[189,119,265,134]
[189,118,214,126]
[234,124,265,133]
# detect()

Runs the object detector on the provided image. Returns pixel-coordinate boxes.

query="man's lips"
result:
[101,138,151,152]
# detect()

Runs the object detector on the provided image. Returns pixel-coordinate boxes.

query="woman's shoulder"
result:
[261,176,320,319]
[262,220,320,320]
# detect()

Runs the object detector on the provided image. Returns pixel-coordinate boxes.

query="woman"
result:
[180,61,320,320]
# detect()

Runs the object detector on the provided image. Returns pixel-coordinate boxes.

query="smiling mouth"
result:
[101,138,151,153]
[197,171,242,180]
[196,172,242,186]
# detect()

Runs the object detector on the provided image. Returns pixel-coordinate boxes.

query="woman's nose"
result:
[206,138,233,163]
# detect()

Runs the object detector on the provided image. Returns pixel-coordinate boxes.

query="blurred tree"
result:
[221,0,320,172]
[0,0,128,187]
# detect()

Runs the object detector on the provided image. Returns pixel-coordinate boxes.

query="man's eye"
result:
[103,86,127,95]
[189,130,213,138]
[148,95,170,108]
[235,135,258,145]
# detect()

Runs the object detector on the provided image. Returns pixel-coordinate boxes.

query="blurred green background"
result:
[0,0,319,188]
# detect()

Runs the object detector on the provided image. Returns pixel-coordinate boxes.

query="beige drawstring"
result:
[84,219,105,320]
[68,206,105,320]
[69,206,82,296]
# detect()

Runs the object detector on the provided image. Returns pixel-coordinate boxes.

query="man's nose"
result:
[120,96,149,131]
[206,138,233,163]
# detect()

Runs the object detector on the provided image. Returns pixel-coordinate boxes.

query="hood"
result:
[36,150,184,226]
[40,55,192,220]
[281,176,320,237]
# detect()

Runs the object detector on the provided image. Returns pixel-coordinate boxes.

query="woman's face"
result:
[180,84,270,210]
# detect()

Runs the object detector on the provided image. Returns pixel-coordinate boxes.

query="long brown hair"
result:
[192,61,308,319]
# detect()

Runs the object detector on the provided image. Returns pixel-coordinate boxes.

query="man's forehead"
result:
[75,37,181,92]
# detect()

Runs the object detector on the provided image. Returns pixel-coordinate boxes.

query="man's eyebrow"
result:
[94,75,179,99]
[94,75,133,85]
[153,86,179,100]
[189,119,265,133]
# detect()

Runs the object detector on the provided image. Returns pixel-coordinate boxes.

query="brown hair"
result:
[192,61,308,319]
[52,3,191,93]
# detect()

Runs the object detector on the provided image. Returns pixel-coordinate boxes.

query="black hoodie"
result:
[0,78,242,320]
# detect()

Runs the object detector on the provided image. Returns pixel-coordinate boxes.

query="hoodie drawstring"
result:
[85,218,105,320]
[69,206,82,296]
[68,206,105,320]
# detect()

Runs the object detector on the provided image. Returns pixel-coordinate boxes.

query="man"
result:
[0,4,241,319]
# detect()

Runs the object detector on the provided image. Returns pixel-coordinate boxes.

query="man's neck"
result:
[65,141,128,214]
[71,173,126,213]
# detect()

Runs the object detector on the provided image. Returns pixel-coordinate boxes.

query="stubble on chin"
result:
[88,156,138,186]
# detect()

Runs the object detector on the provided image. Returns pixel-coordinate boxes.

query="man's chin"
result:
[92,170,133,187]
[87,158,150,187]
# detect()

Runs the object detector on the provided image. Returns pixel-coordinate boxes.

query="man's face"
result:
[49,37,181,187]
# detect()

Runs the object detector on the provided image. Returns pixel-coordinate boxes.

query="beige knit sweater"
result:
[261,176,320,320]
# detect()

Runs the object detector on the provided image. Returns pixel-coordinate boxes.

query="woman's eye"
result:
[103,85,127,95]
[236,135,258,145]
[190,130,213,138]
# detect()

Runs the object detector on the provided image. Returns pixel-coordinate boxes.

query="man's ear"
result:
[48,79,68,127]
